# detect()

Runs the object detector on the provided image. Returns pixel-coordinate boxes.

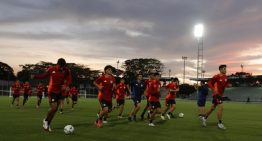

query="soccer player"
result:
[32,58,72,132]
[195,81,209,126]
[94,65,116,128]
[115,78,127,118]
[127,73,145,121]
[205,64,230,129]
[11,80,22,108]
[59,88,70,114]
[140,71,155,120]
[36,82,45,108]
[161,77,179,120]
[22,81,32,106]
[147,72,162,126]
[70,86,79,110]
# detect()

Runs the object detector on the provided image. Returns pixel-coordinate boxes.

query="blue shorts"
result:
[132,98,141,106]
[197,98,206,107]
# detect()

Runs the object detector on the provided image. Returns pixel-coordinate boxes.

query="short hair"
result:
[57,58,66,67]
[104,65,114,71]
[219,64,227,70]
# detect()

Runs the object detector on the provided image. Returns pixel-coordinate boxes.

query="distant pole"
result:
[168,69,171,80]
[241,64,244,72]
[117,60,119,69]
[182,56,187,84]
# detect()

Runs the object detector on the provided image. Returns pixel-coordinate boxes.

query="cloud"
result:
[0,0,262,82]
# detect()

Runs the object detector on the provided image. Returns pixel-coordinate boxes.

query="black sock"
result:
[219,120,222,124]
[149,119,153,123]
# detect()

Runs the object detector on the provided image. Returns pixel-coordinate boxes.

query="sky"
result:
[0,0,262,83]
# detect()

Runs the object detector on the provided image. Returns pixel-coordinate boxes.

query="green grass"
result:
[0,96,261,141]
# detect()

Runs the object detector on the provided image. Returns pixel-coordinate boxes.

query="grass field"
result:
[0,96,261,141]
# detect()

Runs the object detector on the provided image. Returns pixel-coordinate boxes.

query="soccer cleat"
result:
[103,120,108,124]
[217,123,226,129]
[95,119,103,128]
[43,119,49,131]
[48,126,52,132]
[201,117,207,127]
[128,116,132,121]
[148,123,155,127]
[166,114,171,120]
[160,115,165,120]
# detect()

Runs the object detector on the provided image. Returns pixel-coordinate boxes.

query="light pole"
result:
[168,69,171,79]
[182,56,187,84]
[194,24,204,84]
[116,60,119,69]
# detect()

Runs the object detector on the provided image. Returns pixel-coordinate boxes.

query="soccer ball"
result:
[178,113,184,118]
[64,125,74,134]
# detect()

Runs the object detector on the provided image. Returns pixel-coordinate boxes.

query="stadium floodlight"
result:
[194,24,204,39]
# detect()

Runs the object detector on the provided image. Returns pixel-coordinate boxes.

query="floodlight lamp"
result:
[194,24,204,38]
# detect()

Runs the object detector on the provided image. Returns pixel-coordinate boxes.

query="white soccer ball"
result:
[178,113,184,118]
[64,125,74,134]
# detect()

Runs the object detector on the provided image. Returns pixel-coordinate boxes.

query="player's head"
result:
[200,81,205,85]
[154,72,161,80]
[136,73,143,81]
[120,77,125,83]
[104,65,114,75]
[148,69,156,79]
[219,64,227,74]
[57,58,66,68]
[173,77,179,84]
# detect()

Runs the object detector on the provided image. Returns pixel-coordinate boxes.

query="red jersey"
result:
[23,83,32,95]
[165,82,178,100]
[34,65,72,94]
[36,84,45,96]
[115,82,127,100]
[70,87,79,96]
[12,82,21,96]
[147,80,161,102]
[145,79,153,98]
[95,75,116,102]
[208,74,229,96]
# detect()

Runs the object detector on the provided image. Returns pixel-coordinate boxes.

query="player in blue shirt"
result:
[195,81,209,126]
[127,73,146,121]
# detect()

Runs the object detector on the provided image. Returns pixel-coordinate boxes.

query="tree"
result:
[122,58,164,80]
[0,62,16,81]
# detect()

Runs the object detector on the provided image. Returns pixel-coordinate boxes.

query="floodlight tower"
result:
[194,24,204,83]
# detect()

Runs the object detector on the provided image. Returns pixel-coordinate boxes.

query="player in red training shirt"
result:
[70,86,79,110]
[147,72,162,126]
[94,65,116,128]
[32,58,72,132]
[161,77,179,120]
[36,82,45,108]
[11,80,22,108]
[59,87,70,114]
[115,78,127,118]
[140,70,155,120]
[22,81,32,106]
[205,64,230,129]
